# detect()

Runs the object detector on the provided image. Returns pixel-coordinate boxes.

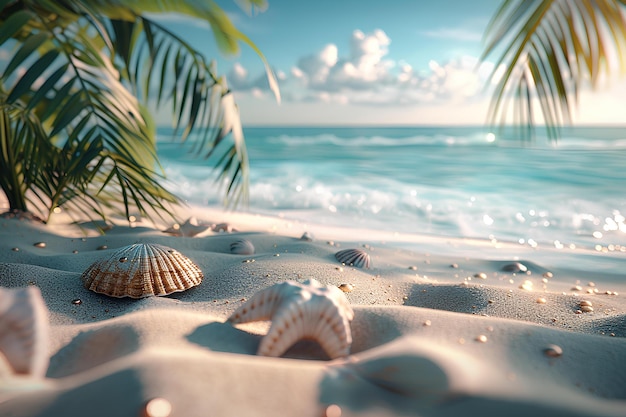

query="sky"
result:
[159,0,626,126]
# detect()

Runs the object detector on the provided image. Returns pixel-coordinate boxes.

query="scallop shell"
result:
[230,239,255,255]
[0,286,49,377]
[80,243,203,298]
[335,248,371,269]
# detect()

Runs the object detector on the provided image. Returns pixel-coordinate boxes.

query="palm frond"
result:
[0,2,179,222]
[481,0,626,141]
[108,16,251,205]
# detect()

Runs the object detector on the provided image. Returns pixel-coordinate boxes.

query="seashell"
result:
[543,344,563,358]
[0,286,49,377]
[501,262,527,273]
[338,283,354,293]
[227,279,354,359]
[229,239,255,255]
[335,248,371,269]
[299,232,314,242]
[80,243,203,298]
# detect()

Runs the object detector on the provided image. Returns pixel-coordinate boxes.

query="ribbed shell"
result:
[228,279,354,359]
[230,239,255,255]
[81,243,203,298]
[335,248,371,269]
[0,286,49,377]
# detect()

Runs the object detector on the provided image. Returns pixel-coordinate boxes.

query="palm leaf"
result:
[481,0,626,141]
[108,16,252,205]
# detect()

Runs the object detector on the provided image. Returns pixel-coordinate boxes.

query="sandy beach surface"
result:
[1,204,625,417]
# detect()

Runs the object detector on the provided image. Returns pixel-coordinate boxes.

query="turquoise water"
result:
[157,126,626,254]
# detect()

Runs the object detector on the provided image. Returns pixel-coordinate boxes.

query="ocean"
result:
[156,125,626,267]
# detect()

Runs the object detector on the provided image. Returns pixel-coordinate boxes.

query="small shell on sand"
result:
[543,271,553,278]
[11,247,19,252]
[579,300,593,307]
[33,242,46,248]
[476,335,488,343]
[338,283,354,293]
[474,272,487,279]
[230,239,255,255]
[580,305,594,313]
[299,232,314,242]
[544,344,563,358]
[80,243,203,298]
[501,262,528,273]
[335,248,371,269]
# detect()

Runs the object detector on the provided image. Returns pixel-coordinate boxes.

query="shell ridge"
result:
[80,243,203,298]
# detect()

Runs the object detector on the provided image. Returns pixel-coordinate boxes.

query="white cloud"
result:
[228,29,494,109]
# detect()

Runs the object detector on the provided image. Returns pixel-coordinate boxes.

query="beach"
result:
[1,203,625,417]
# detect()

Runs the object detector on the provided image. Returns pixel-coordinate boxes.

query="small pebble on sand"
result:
[502,262,527,273]
[544,344,563,358]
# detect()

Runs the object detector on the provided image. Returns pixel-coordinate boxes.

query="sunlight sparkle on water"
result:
[486,132,496,143]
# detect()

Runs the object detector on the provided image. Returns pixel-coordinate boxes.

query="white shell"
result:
[335,248,371,269]
[80,243,203,298]
[0,287,49,377]
[299,232,314,242]
[230,239,255,255]
[228,279,354,359]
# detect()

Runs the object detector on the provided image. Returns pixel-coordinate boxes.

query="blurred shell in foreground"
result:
[335,248,371,269]
[81,243,203,298]
[0,286,49,377]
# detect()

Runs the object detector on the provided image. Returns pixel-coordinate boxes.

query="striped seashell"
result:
[230,239,255,255]
[0,286,49,377]
[335,248,371,269]
[228,279,354,359]
[80,243,203,298]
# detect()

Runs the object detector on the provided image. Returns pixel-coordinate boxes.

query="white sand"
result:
[0,205,625,417]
